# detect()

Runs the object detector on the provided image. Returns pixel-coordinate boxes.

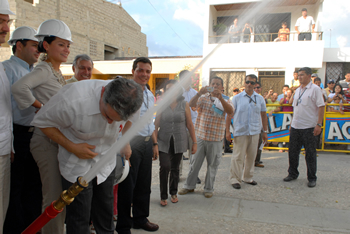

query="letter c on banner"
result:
[342,122,350,140]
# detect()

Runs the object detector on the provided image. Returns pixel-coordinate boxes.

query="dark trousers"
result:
[255,132,263,164]
[224,129,231,152]
[288,127,317,182]
[298,33,312,41]
[159,138,182,200]
[62,170,115,234]
[116,136,153,234]
[4,125,42,234]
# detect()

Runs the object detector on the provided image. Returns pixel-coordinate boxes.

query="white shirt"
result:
[292,81,325,129]
[31,80,139,184]
[137,87,155,137]
[182,87,198,126]
[0,62,13,155]
[295,16,315,33]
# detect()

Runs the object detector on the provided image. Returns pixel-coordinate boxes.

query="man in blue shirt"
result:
[227,74,268,189]
[116,57,159,234]
[2,26,43,233]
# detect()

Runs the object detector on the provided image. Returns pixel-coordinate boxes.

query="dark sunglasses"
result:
[233,89,239,92]
[245,81,256,85]
[254,86,261,89]
[328,82,334,84]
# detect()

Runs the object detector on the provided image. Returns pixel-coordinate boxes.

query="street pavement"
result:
[128,150,350,234]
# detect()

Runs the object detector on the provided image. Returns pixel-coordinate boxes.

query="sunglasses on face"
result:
[233,89,239,92]
[254,86,261,89]
[329,82,334,84]
[245,81,256,85]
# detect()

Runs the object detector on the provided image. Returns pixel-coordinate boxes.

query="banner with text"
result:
[267,113,293,142]
[324,113,350,143]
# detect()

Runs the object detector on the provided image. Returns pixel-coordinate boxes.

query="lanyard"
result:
[245,94,256,104]
[297,87,307,106]
[143,89,149,109]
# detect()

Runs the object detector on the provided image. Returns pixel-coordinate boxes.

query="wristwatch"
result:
[153,142,158,146]
[263,130,268,133]
[317,123,322,127]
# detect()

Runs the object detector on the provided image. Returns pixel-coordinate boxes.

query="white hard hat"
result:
[0,0,15,15]
[114,155,130,185]
[8,26,39,46]
[35,19,73,43]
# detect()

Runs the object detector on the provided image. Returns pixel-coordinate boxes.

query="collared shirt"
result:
[0,62,13,155]
[31,80,139,184]
[195,93,232,142]
[231,91,267,137]
[3,56,36,126]
[295,16,315,33]
[137,87,155,137]
[66,76,78,84]
[182,87,198,126]
[292,81,325,129]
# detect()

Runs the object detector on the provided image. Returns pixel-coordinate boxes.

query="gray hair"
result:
[298,67,312,75]
[73,54,94,68]
[103,78,143,121]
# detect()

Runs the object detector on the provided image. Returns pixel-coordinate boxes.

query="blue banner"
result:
[324,116,350,143]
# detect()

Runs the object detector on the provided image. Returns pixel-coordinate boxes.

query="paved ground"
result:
[128,150,350,234]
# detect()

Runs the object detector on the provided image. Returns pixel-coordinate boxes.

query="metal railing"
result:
[209,31,323,44]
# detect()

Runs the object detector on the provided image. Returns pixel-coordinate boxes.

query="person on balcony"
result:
[242,23,252,43]
[295,8,315,41]
[228,18,241,43]
[278,22,290,41]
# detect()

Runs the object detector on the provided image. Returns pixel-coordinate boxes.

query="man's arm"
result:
[314,106,325,136]
[120,121,132,160]
[40,127,98,159]
[225,114,233,141]
[189,86,207,107]
[295,26,299,34]
[260,111,268,143]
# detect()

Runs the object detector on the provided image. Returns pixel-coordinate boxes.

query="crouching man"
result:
[31,78,142,233]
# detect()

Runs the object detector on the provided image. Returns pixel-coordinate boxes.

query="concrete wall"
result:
[1,0,148,63]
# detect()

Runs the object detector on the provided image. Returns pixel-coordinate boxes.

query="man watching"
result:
[116,57,159,234]
[277,85,290,102]
[228,74,268,189]
[283,67,325,188]
[311,73,324,88]
[66,54,93,83]
[266,93,281,116]
[0,1,15,229]
[31,78,143,233]
[290,71,300,91]
[2,26,42,233]
[295,8,315,41]
[179,76,233,198]
[324,79,335,97]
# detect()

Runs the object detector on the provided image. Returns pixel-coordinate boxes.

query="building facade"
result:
[0,0,148,63]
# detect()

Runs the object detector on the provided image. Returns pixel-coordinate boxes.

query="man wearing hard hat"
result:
[2,26,43,233]
[0,0,14,231]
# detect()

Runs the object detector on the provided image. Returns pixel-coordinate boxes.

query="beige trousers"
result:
[229,134,259,184]
[31,129,65,234]
[0,154,10,232]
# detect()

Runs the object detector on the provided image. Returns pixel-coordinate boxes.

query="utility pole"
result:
[329,29,332,48]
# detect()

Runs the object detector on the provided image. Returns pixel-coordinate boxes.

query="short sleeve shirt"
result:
[295,16,315,33]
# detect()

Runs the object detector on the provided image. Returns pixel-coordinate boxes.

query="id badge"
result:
[297,99,302,105]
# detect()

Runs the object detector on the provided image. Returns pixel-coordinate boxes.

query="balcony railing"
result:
[209,31,323,44]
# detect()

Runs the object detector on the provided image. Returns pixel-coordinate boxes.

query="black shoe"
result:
[259,161,263,164]
[244,180,257,186]
[283,176,297,182]
[196,177,201,184]
[232,183,241,189]
[183,156,189,160]
[307,181,316,188]
[133,221,159,232]
[224,149,233,153]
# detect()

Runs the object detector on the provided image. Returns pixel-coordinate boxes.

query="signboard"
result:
[324,115,350,143]
[267,113,293,142]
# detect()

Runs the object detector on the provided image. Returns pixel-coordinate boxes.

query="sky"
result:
[107,0,350,56]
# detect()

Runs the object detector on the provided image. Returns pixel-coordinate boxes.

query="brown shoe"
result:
[178,188,194,195]
[255,163,264,168]
[133,221,159,232]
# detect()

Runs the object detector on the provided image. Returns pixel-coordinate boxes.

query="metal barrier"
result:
[230,103,350,153]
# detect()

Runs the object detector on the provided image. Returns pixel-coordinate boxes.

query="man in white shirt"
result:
[283,67,325,188]
[2,26,42,233]
[295,8,315,41]
[66,54,93,84]
[0,1,15,230]
[31,78,143,233]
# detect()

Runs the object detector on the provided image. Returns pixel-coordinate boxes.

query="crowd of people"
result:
[0,1,345,234]
[228,8,315,43]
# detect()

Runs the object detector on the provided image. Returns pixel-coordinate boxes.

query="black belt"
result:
[13,124,34,133]
[134,135,152,142]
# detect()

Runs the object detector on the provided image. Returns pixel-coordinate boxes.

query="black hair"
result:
[38,36,57,53]
[333,84,344,95]
[283,84,290,88]
[302,8,307,12]
[12,40,28,54]
[164,79,184,102]
[246,74,258,82]
[282,22,287,26]
[132,57,152,71]
[255,81,261,86]
[298,67,312,75]
[314,77,321,83]
[210,76,224,86]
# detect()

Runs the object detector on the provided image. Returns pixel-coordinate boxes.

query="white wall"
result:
[323,48,350,62]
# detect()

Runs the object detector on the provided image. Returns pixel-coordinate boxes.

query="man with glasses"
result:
[228,75,268,189]
[179,76,233,198]
[324,79,335,97]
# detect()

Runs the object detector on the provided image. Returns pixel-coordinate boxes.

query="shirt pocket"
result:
[72,115,102,140]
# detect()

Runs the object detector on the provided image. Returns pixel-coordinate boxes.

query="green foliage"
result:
[213,23,227,35]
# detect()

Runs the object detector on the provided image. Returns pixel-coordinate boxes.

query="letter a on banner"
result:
[327,122,344,140]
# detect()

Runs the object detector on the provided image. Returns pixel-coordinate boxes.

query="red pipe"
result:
[22,201,63,234]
